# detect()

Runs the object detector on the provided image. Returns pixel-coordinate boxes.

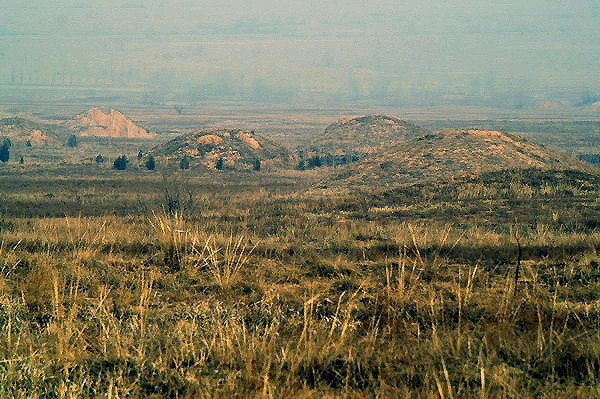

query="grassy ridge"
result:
[325,129,587,190]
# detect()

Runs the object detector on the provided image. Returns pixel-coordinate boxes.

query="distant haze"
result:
[1,1,599,108]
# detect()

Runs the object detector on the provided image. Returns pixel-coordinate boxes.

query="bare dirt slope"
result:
[66,107,154,138]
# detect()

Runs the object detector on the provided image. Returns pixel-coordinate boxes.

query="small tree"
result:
[180,156,190,170]
[145,155,156,170]
[0,139,10,163]
[19,156,24,165]
[253,158,261,171]
[95,154,104,163]
[137,150,144,160]
[67,134,78,148]
[113,155,128,170]
[215,157,224,170]
[25,140,32,147]
[307,155,321,168]
[345,149,353,165]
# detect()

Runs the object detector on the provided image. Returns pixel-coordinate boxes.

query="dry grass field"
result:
[3,1,600,395]
[0,161,599,397]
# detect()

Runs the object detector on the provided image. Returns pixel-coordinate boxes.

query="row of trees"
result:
[578,153,600,165]
[296,152,360,170]
[97,154,262,171]
[105,154,153,170]
[0,134,77,164]
[1,134,77,164]
[1,135,261,172]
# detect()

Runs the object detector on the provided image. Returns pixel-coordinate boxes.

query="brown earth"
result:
[66,107,154,138]
[0,117,57,145]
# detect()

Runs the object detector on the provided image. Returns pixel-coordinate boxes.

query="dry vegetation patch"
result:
[0,167,598,397]
[325,129,587,190]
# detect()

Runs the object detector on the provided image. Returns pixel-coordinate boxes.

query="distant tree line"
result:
[180,156,190,170]
[67,135,78,148]
[113,154,156,171]
[296,151,360,170]
[578,153,600,165]
[0,138,10,162]
[145,155,156,170]
[107,154,175,171]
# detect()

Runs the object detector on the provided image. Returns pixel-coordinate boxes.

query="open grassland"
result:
[0,167,599,397]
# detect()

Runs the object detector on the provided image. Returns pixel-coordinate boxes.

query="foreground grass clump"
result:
[0,170,598,397]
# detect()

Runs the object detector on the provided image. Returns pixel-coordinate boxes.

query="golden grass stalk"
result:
[199,235,258,289]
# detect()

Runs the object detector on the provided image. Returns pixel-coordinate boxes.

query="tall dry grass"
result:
[0,170,598,397]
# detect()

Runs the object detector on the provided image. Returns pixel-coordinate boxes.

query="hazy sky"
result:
[1,1,599,107]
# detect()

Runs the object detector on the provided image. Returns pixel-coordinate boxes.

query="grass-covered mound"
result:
[150,128,294,170]
[326,129,586,189]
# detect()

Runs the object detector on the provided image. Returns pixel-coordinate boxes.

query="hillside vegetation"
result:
[307,115,429,157]
[150,128,294,170]
[326,129,586,189]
